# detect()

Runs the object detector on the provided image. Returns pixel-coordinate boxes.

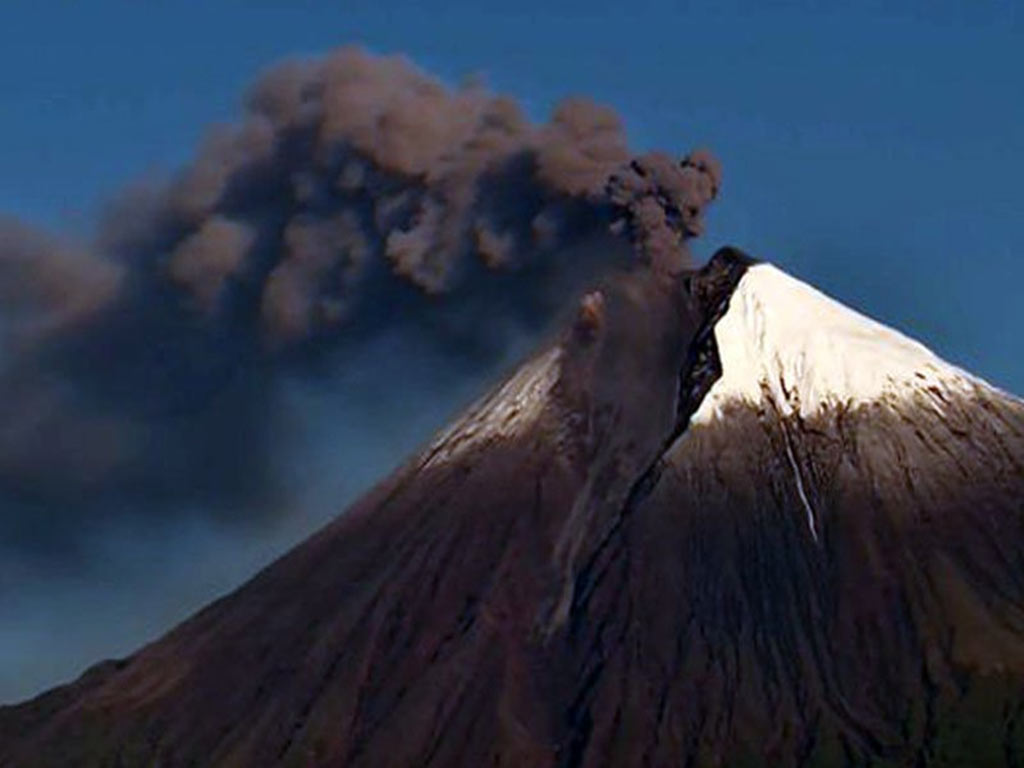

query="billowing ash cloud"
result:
[0,46,720,552]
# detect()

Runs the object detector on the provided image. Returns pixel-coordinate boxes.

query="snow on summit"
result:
[690,263,988,424]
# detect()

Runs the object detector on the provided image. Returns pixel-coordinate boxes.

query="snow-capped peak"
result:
[690,263,988,424]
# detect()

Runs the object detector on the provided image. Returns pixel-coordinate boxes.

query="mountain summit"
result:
[2,248,1022,767]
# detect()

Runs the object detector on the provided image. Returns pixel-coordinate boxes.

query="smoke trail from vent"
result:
[0,46,720,552]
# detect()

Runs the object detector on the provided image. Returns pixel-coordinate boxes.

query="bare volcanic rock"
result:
[2,248,1023,767]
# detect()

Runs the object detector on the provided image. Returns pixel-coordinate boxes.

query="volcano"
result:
[2,248,1022,767]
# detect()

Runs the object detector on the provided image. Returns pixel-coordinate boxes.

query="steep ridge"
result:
[560,262,1024,766]
[1,249,1022,767]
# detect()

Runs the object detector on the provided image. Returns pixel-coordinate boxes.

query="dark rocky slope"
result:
[1,249,1022,767]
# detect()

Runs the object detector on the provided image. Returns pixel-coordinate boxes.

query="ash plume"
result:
[0,46,720,551]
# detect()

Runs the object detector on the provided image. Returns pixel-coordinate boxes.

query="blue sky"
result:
[3,1,1021,391]
[0,0,1021,702]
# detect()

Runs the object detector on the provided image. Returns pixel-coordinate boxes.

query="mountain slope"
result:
[565,262,1024,766]
[1,248,1022,767]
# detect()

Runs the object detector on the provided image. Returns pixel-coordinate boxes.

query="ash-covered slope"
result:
[2,249,1023,767]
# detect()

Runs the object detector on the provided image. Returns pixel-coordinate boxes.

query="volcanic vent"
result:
[1,248,1023,767]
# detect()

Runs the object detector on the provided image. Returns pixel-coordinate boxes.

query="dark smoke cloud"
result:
[0,46,720,553]
[0,218,121,350]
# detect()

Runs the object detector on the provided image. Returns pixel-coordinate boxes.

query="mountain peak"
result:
[2,250,1023,767]
[692,263,997,425]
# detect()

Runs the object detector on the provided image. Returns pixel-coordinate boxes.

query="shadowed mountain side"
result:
[0,254,740,767]
[563,389,1024,766]
[2,250,1023,767]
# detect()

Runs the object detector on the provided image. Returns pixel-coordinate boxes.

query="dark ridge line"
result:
[568,247,755,625]
[560,248,755,768]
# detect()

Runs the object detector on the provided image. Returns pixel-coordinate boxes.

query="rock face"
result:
[2,248,1023,767]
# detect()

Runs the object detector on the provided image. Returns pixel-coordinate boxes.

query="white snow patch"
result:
[781,426,819,542]
[691,264,986,424]
[423,346,561,467]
